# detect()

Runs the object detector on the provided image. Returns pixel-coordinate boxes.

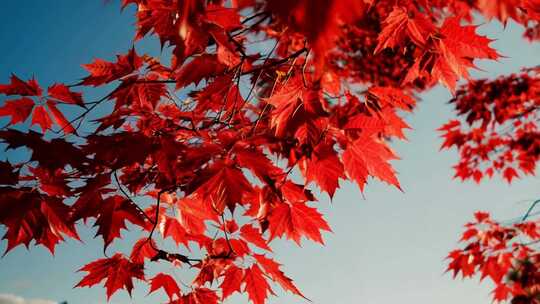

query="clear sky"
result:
[0,1,539,304]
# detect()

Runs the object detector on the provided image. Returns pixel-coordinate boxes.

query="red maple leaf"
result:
[405,16,500,91]
[220,264,244,300]
[375,6,434,53]
[268,201,331,245]
[160,216,190,248]
[0,97,35,125]
[148,273,181,300]
[76,253,145,299]
[194,165,253,213]
[253,254,305,298]
[343,135,401,190]
[0,188,79,254]
[174,288,219,304]
[81,48,143,86]
[175,54,227,89]
[130,238,158,264]
[240,223,272,252]
[93,195,149,249]
[243,264,274,304]
[302,143,345,198]
[47,83,84,106]
[177,197,216,235]
[0,89,75,133]
[46,100,75,133]
[0,74,42,96]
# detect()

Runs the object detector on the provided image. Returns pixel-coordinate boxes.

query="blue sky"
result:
[0,1,539,304]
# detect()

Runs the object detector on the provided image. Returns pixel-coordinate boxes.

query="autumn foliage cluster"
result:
[0,0,539,303]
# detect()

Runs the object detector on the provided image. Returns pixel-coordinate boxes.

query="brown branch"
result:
[135,47,308,86]
[522,199,540,221]
[150,249,201,266]
[147,189,166,249]
[113,171,154,223]
[240,47,308,76]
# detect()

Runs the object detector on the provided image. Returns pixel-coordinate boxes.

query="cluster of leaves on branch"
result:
[439,67,540,184]
[0,0,538,303]
[448,210,540,303]
[439,38,539,303]
[444,66,540,302]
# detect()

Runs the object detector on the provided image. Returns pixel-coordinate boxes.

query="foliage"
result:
[448,210,540,303]
[0,0,538,303]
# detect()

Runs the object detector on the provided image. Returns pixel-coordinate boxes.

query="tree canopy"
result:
[0,1,538,303]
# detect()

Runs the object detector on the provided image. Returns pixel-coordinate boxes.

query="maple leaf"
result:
[302,143,345,198]
[93,195,148,249]
[177,197,216,235]
[439,17,499,63]
[132,0,184,44]
[344,114,387,135]
[342,135,401,190]
[191,75,243,115]
[405,17,499,91]
[477,0,521,23]
[480,257,506,283]
[379,107,411,140]
[0,98,75,134]
[210,26,242,67]
[195,165,253,213]
[0,188,79,254]
[30,105,53,132]
[266,0,367,64]
[474,211,490,223]
[192,258,221,287]
[492,283,511,302]
[367,86,416,111]
[110,76,167,110]
[253,254,305,298]
[244,264,274,304]
[81,48,143,86]
[70,175,112,222]
[240,223,272,252]
[160,216,190,248]
[46,100,75,133]
[0,74,42,96]
[266,79,303,136]
[205,4,242,30]
[229,238,251,257]
[460,227,478,241]
[47,83,84,106]
[220,265,244,300]
[268,202,331,245]
[0,97,35,125]
[130,238,158,264]
[76,253,145,299]
[27,166,70,197]
[175,54,227,89]
[148,273,181,301]
[234,145,284,181]
[375,6,435,53]
[503,167,519,183]
[174,287,219,304]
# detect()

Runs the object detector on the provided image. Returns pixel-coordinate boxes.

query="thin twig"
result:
[522,199,540,221]
[113,171,154,223]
